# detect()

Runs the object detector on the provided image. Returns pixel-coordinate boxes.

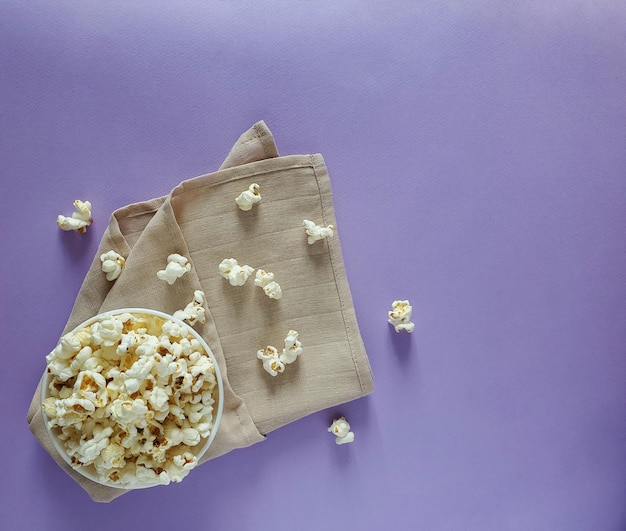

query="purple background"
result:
[2,1,626,529]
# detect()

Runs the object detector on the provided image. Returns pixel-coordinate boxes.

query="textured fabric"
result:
[28,121,374,502]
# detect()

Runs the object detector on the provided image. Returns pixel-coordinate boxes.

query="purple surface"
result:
[2,1,626,529]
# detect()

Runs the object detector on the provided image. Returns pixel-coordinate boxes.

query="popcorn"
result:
[100,250,126,281]
[94,441,126,471]
[303,219,334,244]
[109,397,149,426]
[116,332,138,356]
[42,311,219,487]
[123,356,157,394]
[76,425,114,465]
[157,253,192,285]
[165,451,198,483]
[162,320,187,339]
[173,290,206,326]
[147,387,170,413]
[328,416,354,445]
[280,330,302,364]
[135,456,170,485]
[46,331,91,382]
[57,199,93,234]
[91,317,124,347]
[387,299,415,333]
[74,370,108,408]
[181,427,201,446]
[257,330,302,376]
[43,396,95,427]
[57,334,83,359]
[235,183,261,211]
[219,258,255,286]
[256,346,285,377]
[254,269,282,300]
[69,346,95,374]
[163,422,185,447]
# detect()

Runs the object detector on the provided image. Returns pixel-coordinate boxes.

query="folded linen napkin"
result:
[28,121,374,502]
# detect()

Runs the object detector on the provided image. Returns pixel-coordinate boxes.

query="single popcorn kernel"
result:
[387,299,415,333]
[57,199,93,234]
[100,250,126,281]
[303,219,334,245]
[218,258,255,286]
[254,269,282,300]
[91,317,124,347]
[235,183,261,211]
[328,416,354,445]
[280,330,302,365]
[157,253,191,285]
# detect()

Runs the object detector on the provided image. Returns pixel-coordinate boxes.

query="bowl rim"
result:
[41,307,224,489]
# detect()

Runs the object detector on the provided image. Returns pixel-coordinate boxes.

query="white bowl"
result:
[41,308,224,489]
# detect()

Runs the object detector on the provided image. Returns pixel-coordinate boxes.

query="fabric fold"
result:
[28,121,373,502]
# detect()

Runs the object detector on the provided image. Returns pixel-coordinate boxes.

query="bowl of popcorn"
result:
[40,308,223,489]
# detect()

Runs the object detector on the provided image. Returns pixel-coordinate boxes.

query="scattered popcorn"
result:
[280,330,302,365]
[328,416,354,445]
[219,258,255,286]
[254,269,282,300]
[256,346,285,377]
[57,200,93,234]
[157,253,192,285]
[387,299,415,333]
[42,311,219,488]
[100,250,126,281]
[303,219,334,245]
[173,290,206,326]
[235,183,261,211]
[256,330,302,376]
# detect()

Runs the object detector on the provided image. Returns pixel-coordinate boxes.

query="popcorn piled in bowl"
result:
[40,308,223,489]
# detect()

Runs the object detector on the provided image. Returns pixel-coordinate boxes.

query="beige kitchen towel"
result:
[28,121,374,502]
